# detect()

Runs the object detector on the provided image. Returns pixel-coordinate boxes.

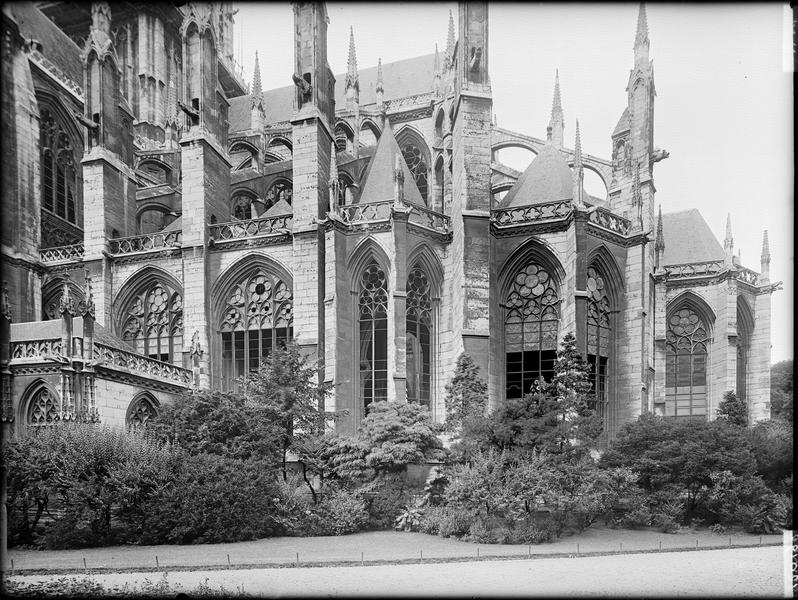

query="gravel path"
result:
[5,546,786,597]
[6,526,781,574]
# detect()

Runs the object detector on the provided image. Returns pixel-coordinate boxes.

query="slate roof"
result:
[661,208,725,265]
[10,3,83,90]
[230,54,436,132]
[500,144,574,208]
[357,120,424,206]
[10,319,137,353]
[612,107,630,136]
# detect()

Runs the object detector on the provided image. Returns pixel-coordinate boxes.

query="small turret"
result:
[251,51,265,130]
[724,213,734,266]
[546,70,564,149]
[344,27,359,110]
[760,229,771,283]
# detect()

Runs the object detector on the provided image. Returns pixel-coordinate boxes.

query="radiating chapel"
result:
[0,2,780,440]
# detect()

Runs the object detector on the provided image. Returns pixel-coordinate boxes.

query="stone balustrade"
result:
[736,267,760,286]
[209,214,292,242]
[10,339,63,360]
[663,260,725,279]
[587,206,633,236]
[408,204,451,234]
[336,201,394,224]
[491,200,573,227]
[40,243,84,264]
[109,231,182,255]
[93,343,192,385]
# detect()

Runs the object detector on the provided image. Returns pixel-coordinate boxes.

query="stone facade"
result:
[0,2,780,439]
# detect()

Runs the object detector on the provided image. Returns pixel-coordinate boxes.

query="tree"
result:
[483,332,601,456]
[444,353,488,432]
[716,390,747,427]
[746,419,793,494]
[770,360,793,422]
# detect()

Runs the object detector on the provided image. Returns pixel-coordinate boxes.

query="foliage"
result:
[315,488,369,535]
[716,390,747,427]
[600,413,759,521]
[746,419,793,494]
[702,470,789,533]
[481,333,602,456]
[357,474,421,530]
[770,360,793,422]
[394,503,425,532]
[443,353,490,460]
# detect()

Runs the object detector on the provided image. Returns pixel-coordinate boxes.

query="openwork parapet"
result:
[736,268,760,286]
[491,200,573,227]
[588,206,632,236]
[336,201,393,224]
[93,343,192,385]
[209,214,292,242]
[11,339,63,360]
[109,231,182,255]
[663,260,725,279]
[40,243,84,264]
[408,204,451,234]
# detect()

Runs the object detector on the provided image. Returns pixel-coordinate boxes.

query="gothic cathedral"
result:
[0,2,779,440]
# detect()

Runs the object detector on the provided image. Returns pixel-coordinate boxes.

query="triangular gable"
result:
[357,121,424,206]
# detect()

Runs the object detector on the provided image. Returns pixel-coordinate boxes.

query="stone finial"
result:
[251,51,263,103]
[635,2,649,47]
[724,213,734,265]
[445,9,455,67]
[573,119,584,207]
[547,70,564,148]
[376,58,384,111]
[0,281,11,321]
[189,330,203,357]
[760,229,771,282]
[393,153,405,205]
[90,2,112,41]
[433,43,441,96]
[345,27,359,91]
[79,270,95,317]
[655,204,665,269]
[59,274,75,316]
[573,118,583,169]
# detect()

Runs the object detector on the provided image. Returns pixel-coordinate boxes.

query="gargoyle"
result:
[177,100,199,120]
[651,147,670,163]
[292,72,312,95]
[469,46,482,72]
[72,111,99,130]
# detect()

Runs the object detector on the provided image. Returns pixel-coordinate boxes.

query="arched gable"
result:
[586,245,625,309]
[126,391,160,428]
[347,236,391,291]
[499,237,566,299]
[666,290,717,335]
[211,252,293,321]
[112,265,183,336]
[407,243,444,298]
[19,378,61,427]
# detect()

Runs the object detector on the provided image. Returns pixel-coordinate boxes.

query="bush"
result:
[465,518,494,544]
[510,518,557,544]
[434,508,473,538]
[316,488,369,535]
[358,474,421,530]
[746,420,793,493]
[394,505,424,532]
[616,505,652,530]
[735,494,789,534]
[716,390,747,427]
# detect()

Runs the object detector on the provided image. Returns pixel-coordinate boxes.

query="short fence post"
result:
[619,542,622,552]
[659,541,662,552]
[577,543,579,555]
[420,550,423,563]
[155,555,159,568]
[10,559,14,576]
[477,547,480,560]
[227,554,231,566]
[759,536,762,547]
[528,545,531,558]
[83,557,87,572]
[695,540,698,549]
[361,552,364,566]
[296,552,299,567]
[729,536,732,547]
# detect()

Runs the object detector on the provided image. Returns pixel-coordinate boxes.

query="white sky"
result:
[233,2,793,363]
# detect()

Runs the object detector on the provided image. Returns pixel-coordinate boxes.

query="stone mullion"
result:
[392,211,409,403]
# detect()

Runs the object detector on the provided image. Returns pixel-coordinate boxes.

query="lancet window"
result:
[40,108,78,224]
[219,269,293,390]
[127,395,158,429]
[264,180,292,208]
[120,281,184,363]
[406,266,432,407]
[505,261,560,399]
[400,143,429,203]
[28,388,59,427]
[359,262,389,408]
[232,192,256,220]
[664,306,709,419]
[736,299,753,403]
[586,267,611,418]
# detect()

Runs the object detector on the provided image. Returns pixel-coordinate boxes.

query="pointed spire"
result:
[434,43,441,74]
[573,119,583,169]
[375,57,384,111]
[635,3,649,47]
[547,70,564,148]
[654,204,665,269]
[445,9,455,66]
[345,26,359,97]
[573,119,584,207]
[760,229,771,282]
[433,43,442,96]
[724,213,735,265]
[251,51,262,98]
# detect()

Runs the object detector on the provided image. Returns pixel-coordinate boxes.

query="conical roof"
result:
[500,145,574,208]
[358,121,424,206]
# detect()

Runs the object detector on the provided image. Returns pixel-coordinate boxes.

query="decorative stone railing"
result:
[336,201,394,225]
[587,206,633,236]
[40,243,84,264]
[736,268,760,286]
[109,231,182,255]
[408,204,451,234]
[386,92,435,110]
[93,343,192,386]
[663,260,725,279]
[11,339,63,360]
[209,214,292,242]
[491,200,573,227]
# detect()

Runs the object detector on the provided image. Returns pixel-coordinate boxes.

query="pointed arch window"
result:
[505,261,560,399]
[40,108,78,224]
[127,394,159,429]
[665,306,709,419]
[586,267,611,418]
[736,298,753,403]
[120,281,184,364]
[219,269,293,390]
[359,262,389,408]
[400,143,429,203]
[406,265,432,407]
[264,180,292,209]
[27,387,59,427]
[232,191,256,220]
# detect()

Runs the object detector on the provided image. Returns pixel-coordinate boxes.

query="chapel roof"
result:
[357,120,424,206]
[499,144,574,208]
[661,208,725,265]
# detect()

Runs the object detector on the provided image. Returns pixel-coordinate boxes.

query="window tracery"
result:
[219,269,293,389]
[359,262,388,408]
[406,266,432,407]
[232,193,256,220]
[40,108,78,224]
[586,267,611,418]
[120,281,183,363]
[264,180,292,208]
[505,261,560,399]
[400,143,429,203]
[127,395,158,429]
[664,306,709,418]
[28,388,59,427]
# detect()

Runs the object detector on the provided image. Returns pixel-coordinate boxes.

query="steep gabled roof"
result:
[661,208,725,265]
[499,144,574,208]
[612,107,630,136]
[357,121,424,205]
[228,95,252,132]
